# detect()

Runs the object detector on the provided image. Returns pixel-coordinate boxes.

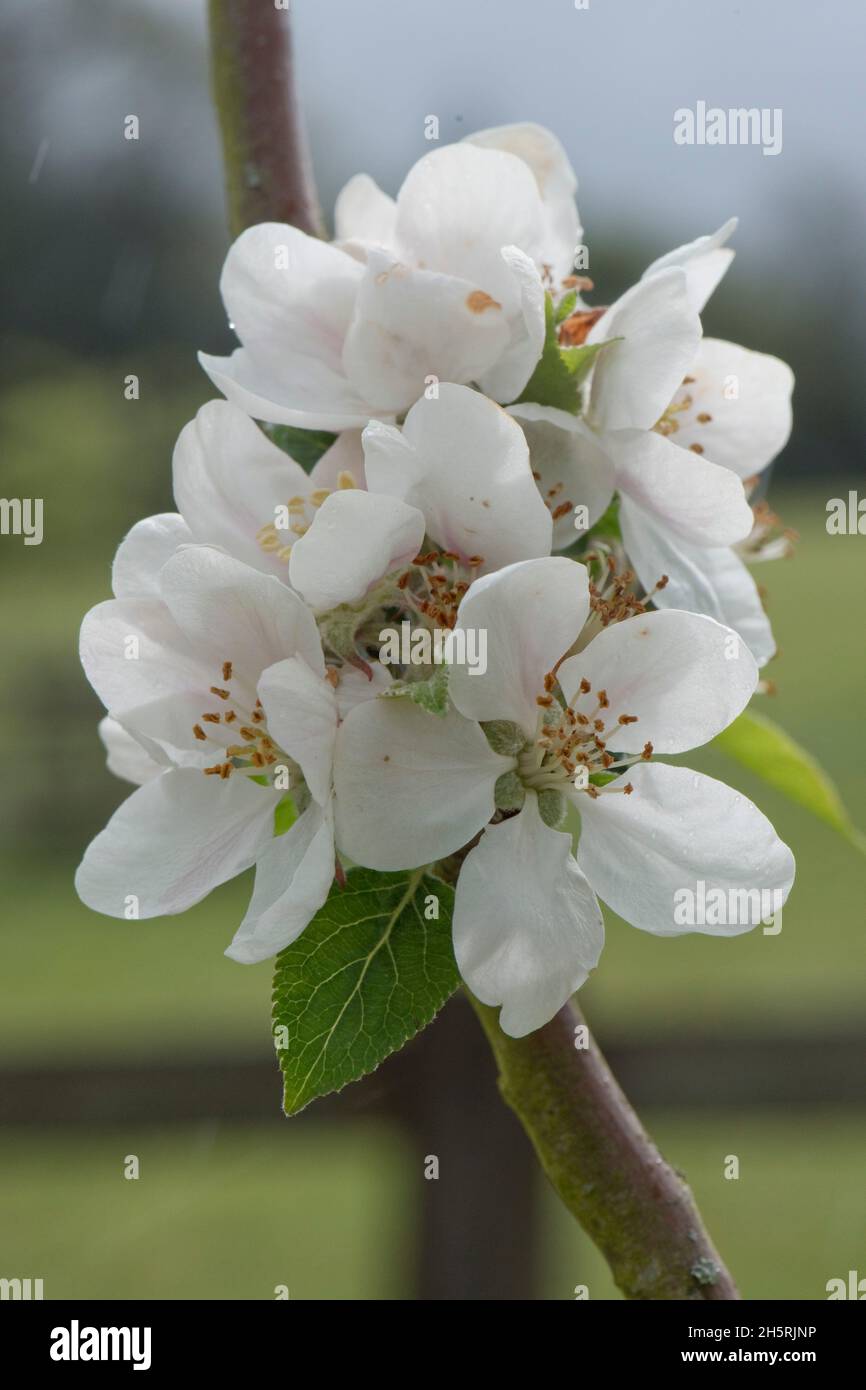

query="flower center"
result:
[256,470,359,564]
[396,549,484,630]
[521,675,652,800]
[654,374,713,455]
[191,658,296,786]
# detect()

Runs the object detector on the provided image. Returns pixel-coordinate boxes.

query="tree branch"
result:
[207,0,324,238]
[467,991,740,1300]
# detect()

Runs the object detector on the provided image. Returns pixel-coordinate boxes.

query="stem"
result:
[467,991,740,1300]
[207,0,324,238]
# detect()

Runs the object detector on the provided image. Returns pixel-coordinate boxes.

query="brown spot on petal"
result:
[466,290,501,314]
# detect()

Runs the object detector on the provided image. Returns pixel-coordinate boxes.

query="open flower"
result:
[334,557,795,1036]
[288,383,552,614]
[198,131,584,428]
[113,400,366,598]
[76,545,376,963]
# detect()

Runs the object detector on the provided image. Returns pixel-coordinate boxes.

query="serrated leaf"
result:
[713,709,866,853]
[513,294,616,413]
[273,868,459,1114]
[264,423,337,472]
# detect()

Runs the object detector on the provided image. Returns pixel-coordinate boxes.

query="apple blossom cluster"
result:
[77,123,796,1038]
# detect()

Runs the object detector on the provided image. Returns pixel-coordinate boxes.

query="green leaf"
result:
[263,422,337,472]
[274,795,298,837]
[513,294,613,413]
[554,289,578,323]
[273,868,459,1115]
[382,664,450,715]
[713,709,866,852]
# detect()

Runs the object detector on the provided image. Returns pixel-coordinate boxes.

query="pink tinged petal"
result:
[558,609,758,755]
[507,405,615,549]
[308,429,368,491]
[448,557,591,736]
[334,173,398,247]
[288,489,425,611]
[642,218,738,314]
[334,662,393,719]
[465,122,582,282]
[159,545,325,687]
[341,253,509,414]
[172,400,309,576]
[98,716,165,785]
[75,768,278,919]
[226,802,335,964]
[394,144,545,309]
[620,501,776,667]
[604,427,754,546]
[670,338,794,480]
[112,514,192,599]
[587,269,702,433]
[476,246,547,404]
[258,657,338,807]
[364,383,552,572]
[454,793,604,1038]
[333,699,509,871]
[576,763,795,938]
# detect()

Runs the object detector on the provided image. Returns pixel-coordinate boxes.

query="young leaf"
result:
[513,294,611,413]
[713,708,866,853]
[263,422,336,472]
[382,664,450,715]
[273,868,458,1115]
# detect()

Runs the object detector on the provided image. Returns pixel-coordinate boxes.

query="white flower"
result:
[288,383,552,613]
[641,217,738,314]
[113,400,366,598]
[198,132,585,428]
[334,557,795,1036]
[76,545,377,964]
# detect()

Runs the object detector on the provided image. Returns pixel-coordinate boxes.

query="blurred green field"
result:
[0,359,864,1298]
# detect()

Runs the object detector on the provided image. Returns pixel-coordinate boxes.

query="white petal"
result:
[587,269,702,433]
[395,144,545,308]
[465,122,581,282]
[159,545,325,687]
[604,427,754,546]
[448,557,590,735]
[363,383,551,572]
[75,768,277,918]
[666,338,794,480]
[620,501,776,667]
[642,218,738,313]
[172,400,309,576]
[112,514,192,598]
[334,173,397,247]
[226,802,335,963]
[333,661,393,718]
[476,246,546,404]
[507,405,615,548]
[81,596,215,718]
[342,252,509,414]
[333,699,508,870]
[308,429,367,491]
[98,716,165,784]
[258,656,339,806]
[558,609,758,754]
[577,763,795,937]
[454,793,603,1037]
[200,223,371,430]
[198,347,373,432]
[288,489,425,611]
